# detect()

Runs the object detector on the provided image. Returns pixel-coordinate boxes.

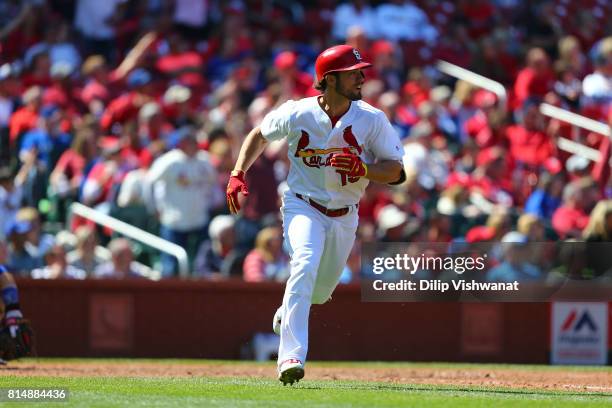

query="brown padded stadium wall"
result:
[16,278,550,363]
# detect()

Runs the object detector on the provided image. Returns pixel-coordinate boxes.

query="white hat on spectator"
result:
[565,155,589,173]
[378,91,399,109]
[139,102,161,122]
[376,205,408,233]
[208,215,235,241]
[22,86,42,105]
[430,85,451,103]
[164,84,191,104]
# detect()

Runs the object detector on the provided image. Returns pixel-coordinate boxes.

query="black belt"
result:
[295,193,354,217]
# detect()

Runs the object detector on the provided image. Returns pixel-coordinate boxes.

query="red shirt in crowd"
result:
[53,149,87,184]
[513,67,554,107]
[505,125,555,167]
[100,93,145,131]
[9,107,38,144]
[551,206,590,238]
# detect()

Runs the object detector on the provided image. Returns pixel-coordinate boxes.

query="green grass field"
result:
[0,359,610,407]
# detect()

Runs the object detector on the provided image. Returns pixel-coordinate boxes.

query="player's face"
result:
[335,69,365,101]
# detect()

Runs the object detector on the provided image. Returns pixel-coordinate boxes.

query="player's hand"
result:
[4,309,23,338]
[330,148,368,178]
[226,170,249,214]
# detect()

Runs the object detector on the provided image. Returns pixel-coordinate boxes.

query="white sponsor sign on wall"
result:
[551,302,608,365]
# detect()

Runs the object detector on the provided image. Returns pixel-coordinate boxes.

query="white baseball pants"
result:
[277,191,358,367]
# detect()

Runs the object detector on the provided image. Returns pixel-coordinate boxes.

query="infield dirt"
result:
[2,361,611,393]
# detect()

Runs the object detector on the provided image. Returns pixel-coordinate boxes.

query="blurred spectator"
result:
[67,225,103,275]
[16,207,55,259]
[402,122,448,191]
[19,105,72,206]
[80,56,111,117]
[463,89,503,148]
[557,35,588,79]
[371,41,402,91]
[513,48,554,109]
[274,51,315,99]
[172,0,211,39]
[5,220,43,275]
[31,244,86,279]
[583,200,612,242]
[467,147,514,210]
[93,238,149,279]
[74,0,128,62]
[100,68,157,132]
[517,213,545,242]
[376,204,410,241]
[194,215,238,277]
[9,86,42,147]
[116,168,148,209]
[471,36,517,85]
[81,136,129,209]
[378,91,407,139]
[332,0,378,41]
[145,127,221,277]
[486,232,542,282]
[552,177,599,239]
[25,21,81,74]
[163,85,197,127]
[565,155,591,179]
[516,213,548,268]
[375,0,437,43]
[22,48,52,88]
[581,36,612,116]
[553,61,583,110]
[504,99,554,168]
[243,226,289,282]
[524,172,564,220]
[48,122,98,221]
[156,31,204,79]
[0,163,33,238]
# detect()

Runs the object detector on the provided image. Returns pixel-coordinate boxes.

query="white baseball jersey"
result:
[260,96,404,208]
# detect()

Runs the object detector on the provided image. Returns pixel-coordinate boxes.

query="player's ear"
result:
[325,73,336,87]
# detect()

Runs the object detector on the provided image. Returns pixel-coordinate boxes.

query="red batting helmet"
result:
[314,45,372,82]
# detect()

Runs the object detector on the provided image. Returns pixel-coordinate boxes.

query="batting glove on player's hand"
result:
[226,170,249,214]
[330,149,368,178]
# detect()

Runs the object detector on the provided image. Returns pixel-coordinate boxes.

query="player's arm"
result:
[364,160,404,184]
[227,126,268,214]
[232,126,268,173]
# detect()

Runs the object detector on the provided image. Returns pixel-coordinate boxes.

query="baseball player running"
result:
[227,45,405,385]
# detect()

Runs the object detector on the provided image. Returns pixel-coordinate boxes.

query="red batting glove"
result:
[226,170,249,214]
[330,149,368,178]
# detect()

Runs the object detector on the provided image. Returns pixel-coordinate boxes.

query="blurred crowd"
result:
[0,0,611,282]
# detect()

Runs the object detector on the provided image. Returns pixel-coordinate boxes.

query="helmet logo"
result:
[353,49,361,61]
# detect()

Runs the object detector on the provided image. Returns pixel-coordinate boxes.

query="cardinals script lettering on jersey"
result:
[294,127,364,186]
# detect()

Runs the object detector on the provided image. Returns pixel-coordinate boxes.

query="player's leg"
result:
[277,196,326,370]
[311,213,358,305]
